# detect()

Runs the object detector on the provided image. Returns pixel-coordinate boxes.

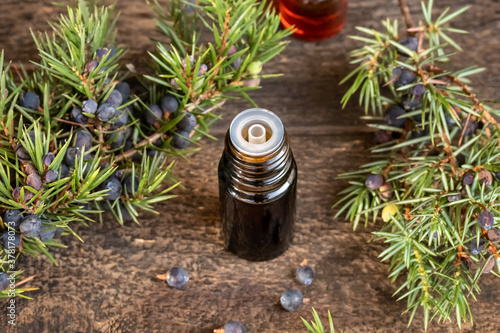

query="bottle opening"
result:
[248,124,266,144]
[229,108,284,157]
[241,122,273,143]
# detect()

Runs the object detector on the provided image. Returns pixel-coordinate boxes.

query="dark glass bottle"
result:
[278,0,348,41]
[218,108,297,261]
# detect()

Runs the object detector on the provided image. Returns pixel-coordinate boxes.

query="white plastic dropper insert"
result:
[248,124,266,144]
[229,108,284,157]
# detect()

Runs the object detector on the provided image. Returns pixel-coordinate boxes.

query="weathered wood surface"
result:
[1,0,500,332]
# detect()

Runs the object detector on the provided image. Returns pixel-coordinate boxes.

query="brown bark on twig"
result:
[114,132,164,163]
[398,0,415,34]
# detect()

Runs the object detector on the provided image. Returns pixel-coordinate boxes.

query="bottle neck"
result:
[221,130,295,202]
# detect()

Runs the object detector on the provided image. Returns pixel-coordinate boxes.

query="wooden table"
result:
[1,1,500,332]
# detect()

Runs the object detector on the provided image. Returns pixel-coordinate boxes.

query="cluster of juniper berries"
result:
[362,36,500,276]
[0,46,203,287]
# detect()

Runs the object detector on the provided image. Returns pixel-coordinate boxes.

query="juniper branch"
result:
[337,0,500,329]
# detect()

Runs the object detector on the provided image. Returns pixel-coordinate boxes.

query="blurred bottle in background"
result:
[278,0,348,41]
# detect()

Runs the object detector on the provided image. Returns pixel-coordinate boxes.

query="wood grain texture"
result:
[1,0,500,332]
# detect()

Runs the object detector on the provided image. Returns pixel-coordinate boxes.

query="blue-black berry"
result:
[223,321,247,333]
[296,265,315,285]
[12,187,34,202]
[85,60,99,72]
[114,82,130,101]
[75,130,93,151]
[411,127,429,139]
[396,71,416,88]
[170,131,190,149]
[54,228,65,238]
[26,173,42,190]
[494,171,500,181]
[44,170,59,183]
[176,112,197,132]
[59,163,71,179]
[42,152,55,167]
[15,146,31,161]
[463,172,474,186]
[123,140,134,151]
[108,128,130,150]
[123,175,139,196]
[19,215,42,237]
[0,272,9,291]
[110,107,129,130]
[11,187,21,201]
[97,103,116,122]
[280,289,303,311]
[65,147,80,166]
[365,174,384,190]
[40,226,56,242]
[72,108,88,124]
[146,105,163,126]
[152,136,164,147]
[24,163,38,175]
[402,93,423,112]
[147,150,165,162]
[470,237,484,255]
[1,232,21,249]
[478,209,494,230]
[392,68,416,88]
[21,92,40,110]
[106,90,123,108]
[3,210,23,229]
[397,36,418,56]
[390,67,404,80]
[412,84,426,96]
[96,47,116,61]
[116,203,133,222]
[82,99,98,115]
[28,130,37,144]
[166,267,189,288]
[384,105,407,128]
[112,169,124,179]
[100,177,122,201]
[160,94,179,114]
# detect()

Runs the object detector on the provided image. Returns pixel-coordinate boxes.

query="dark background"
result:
[0,0,499,332]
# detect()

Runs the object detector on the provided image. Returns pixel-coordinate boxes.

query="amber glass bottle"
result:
[278,0,348,41]
[218,108,297,261]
